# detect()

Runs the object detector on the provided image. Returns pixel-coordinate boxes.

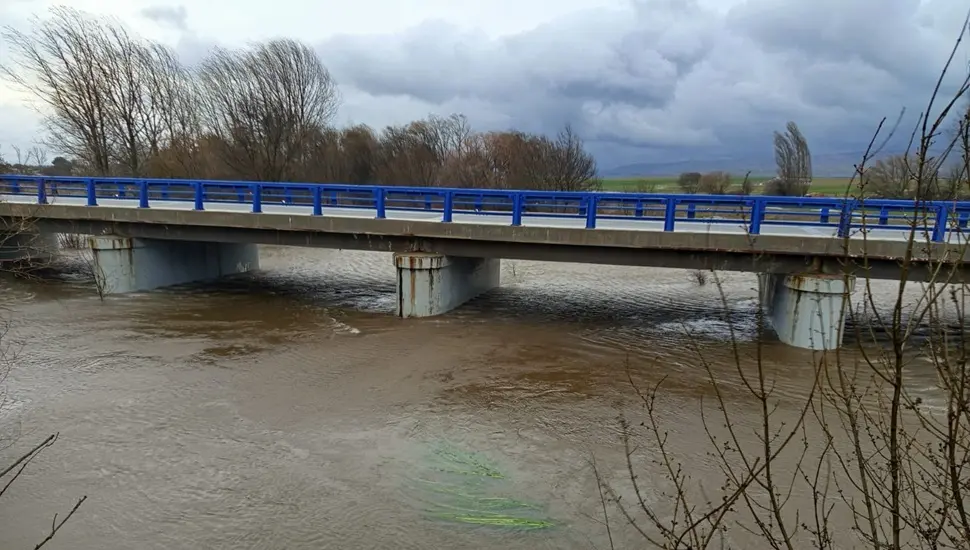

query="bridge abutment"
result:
[89,236,259,294]
[759,273,854,350]
[394,253,500,317]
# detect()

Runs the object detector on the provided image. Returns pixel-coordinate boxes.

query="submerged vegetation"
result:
[410,444,554,530]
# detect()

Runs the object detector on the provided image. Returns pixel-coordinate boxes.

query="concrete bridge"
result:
[2,174,969,351]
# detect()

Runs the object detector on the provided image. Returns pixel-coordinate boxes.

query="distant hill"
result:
[602,150,894,178]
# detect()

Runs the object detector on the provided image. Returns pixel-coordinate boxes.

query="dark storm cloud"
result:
[312,0,970,171]
[6,0,963,171]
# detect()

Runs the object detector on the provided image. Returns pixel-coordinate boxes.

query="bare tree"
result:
[1,7,115,174]
[767,121,812,196]
[1,8,197,178]
[197,39,341,181]
[544,125,601,192]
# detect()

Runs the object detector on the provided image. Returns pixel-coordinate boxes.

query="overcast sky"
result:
[1,0,969,171]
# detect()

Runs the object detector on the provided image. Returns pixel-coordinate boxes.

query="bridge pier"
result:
[394,253,500,317]
[89,236,259,294]
[759,273,854,350]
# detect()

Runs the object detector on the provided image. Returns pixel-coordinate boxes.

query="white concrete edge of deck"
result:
[2,193,968,245]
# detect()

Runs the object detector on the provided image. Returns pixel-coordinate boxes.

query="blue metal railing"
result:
[1,174,969,242]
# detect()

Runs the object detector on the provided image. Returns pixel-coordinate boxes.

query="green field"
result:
[602,176,857,196]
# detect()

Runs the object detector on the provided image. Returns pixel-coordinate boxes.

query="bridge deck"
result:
[0,194,955,245]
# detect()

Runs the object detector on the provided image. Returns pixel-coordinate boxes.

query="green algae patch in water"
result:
[410,444,555,530]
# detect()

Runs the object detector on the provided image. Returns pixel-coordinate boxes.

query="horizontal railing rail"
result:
[1,174,969,242]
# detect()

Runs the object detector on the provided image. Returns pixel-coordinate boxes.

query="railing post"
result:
[117,183,125,199]
[511,193,523,226]
[634,201,644,218]
[10,179,20,195]
[749,198,764,235]
[585,196,598,229]
[312,186,322,216]
[686,204,696,220]
[37,178,47,205]
[819,207,829,224]
[837,199,855,238]
[193,182,204,210]
[442,191,453,222]
[375,188,386,219]
[932,204,949,243]
[879,207,889,226]
[663,198,677,231]
[252,184,262,213]
[138,180,150,208]
[86,179,97,206]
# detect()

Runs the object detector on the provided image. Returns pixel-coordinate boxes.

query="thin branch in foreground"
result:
[0,433,57,482]
[591,454,616,550]
[33,495,87,550]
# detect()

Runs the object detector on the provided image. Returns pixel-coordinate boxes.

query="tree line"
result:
[0,7,600,191]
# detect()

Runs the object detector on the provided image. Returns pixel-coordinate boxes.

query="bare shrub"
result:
[698,171,731,194]
[862,153,965,200]
[677,172,702,194]
[56,234,85,250]
[862,153,916,198]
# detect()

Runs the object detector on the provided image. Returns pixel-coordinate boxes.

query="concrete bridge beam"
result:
[394,252,500,317]
[89,236,259,294]
[760,273,855,350]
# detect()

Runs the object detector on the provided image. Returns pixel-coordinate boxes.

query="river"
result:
[0,245,942,549]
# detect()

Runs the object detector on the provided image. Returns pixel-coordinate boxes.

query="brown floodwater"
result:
[0,246,948,549]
